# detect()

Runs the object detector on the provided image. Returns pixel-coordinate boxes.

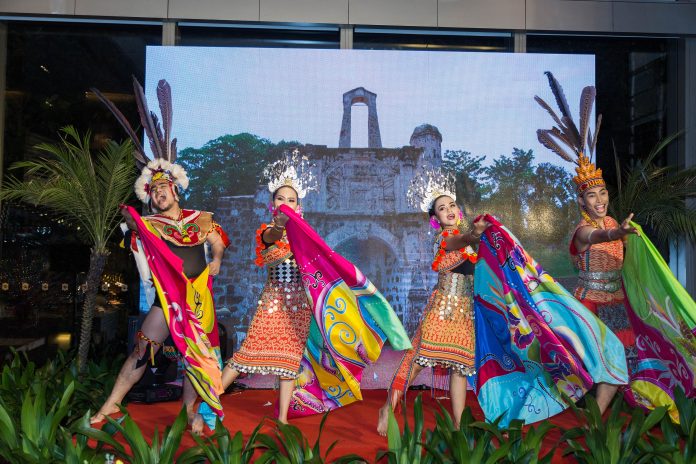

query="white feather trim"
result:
[134,158,190,203]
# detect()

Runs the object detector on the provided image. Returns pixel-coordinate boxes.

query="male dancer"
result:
[91,80,229,434]
[537,72,696,418]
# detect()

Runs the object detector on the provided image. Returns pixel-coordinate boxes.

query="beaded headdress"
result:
[92,77,189,203]
[407,167,457,213]
[535,71,605,194]
[264,149,318,199]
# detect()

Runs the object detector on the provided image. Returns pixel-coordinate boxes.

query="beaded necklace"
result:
[431,228,477,271]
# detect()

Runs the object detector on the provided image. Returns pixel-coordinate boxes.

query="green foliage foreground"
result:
[0,351,694,463]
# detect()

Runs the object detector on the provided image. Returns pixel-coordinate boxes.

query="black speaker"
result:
[126,334,181,403]
[126,383,182,404]
[134,339,179,386]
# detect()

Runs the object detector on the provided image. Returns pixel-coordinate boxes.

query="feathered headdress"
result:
[535,71,604,194]
[264,149,318,199]
[92,77,189,203]
[407,167,457,213]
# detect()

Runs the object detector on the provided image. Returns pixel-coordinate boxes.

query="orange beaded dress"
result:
[226,223,312,379]
[389,231,477,395]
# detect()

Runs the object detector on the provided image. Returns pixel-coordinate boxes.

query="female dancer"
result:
[379,166,629,433]
[222,151,410,424]
[221,182,310,424]
[377,169,489,435]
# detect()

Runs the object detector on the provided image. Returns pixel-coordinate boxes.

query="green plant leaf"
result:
[386,405,402,453]
[160,406,188,463]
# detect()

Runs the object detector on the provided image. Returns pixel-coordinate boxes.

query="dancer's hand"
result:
[618,213,639,237]
[274,212,290,228]
[471,216,491,237]
[209,258,221,276]
[120,205,137,230]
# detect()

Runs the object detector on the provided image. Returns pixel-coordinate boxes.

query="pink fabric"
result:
[127,206,223,417]
[278,205,410,418]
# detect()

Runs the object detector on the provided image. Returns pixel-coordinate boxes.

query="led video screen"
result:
[145,46,595,341]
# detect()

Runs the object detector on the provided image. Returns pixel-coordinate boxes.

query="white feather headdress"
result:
[134,159,189,202]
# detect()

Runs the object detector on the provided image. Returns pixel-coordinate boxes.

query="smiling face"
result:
[273,186,299,211]
[431,195,460,228]
[578,185,609,220]
[149,180,178,212]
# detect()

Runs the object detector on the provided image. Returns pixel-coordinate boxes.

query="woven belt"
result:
[437,272,473,296]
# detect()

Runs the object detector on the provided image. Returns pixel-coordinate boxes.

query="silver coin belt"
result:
[434,272,474,320]
[578,270,622,293]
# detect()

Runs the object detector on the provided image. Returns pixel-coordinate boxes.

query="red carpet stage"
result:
[119,389,580,462]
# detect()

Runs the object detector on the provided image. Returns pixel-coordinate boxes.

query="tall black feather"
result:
[591,114,602,156]
[537,129,576,163]
[90,87,149,169]
[170,138,178,163]
[534,95,564,129]
[550,126,576,152]
[151,112,165,150]
[545,71,581,145]
[156,80,173,161]
[132,76,164,160]
[578,86,596,154]
[561,116,581,151]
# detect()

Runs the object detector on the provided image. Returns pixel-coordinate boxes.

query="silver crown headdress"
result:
[407,167,457,213]
[264,149,318,199]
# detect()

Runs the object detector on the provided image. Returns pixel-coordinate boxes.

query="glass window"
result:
[1,20,160,347]
[177,23,340,48]
[354,27,513,52]
[527,35,679,178]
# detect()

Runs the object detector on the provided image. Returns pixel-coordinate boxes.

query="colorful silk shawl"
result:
[473,215,628,426]
[279,205,412,418]
[127,206,224,417]
[622,222,696,422]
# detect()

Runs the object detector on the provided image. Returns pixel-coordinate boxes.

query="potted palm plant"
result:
[610,132,696,246]
[0,126,135,371]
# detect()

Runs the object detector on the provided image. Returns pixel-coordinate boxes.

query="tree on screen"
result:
[177,133,302,210]
[482,148,535,234]
[526,162,576,243]
[479,148,575,244]
[442,149,487,216]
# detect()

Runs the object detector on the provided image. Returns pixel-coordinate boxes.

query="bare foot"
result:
[377,405,389,436]
[189,413,205,436]
[90,405,120,425]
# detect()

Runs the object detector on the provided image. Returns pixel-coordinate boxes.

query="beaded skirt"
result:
[229,256,312,379]
[413,273,476,375]
[389,272,476,395]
